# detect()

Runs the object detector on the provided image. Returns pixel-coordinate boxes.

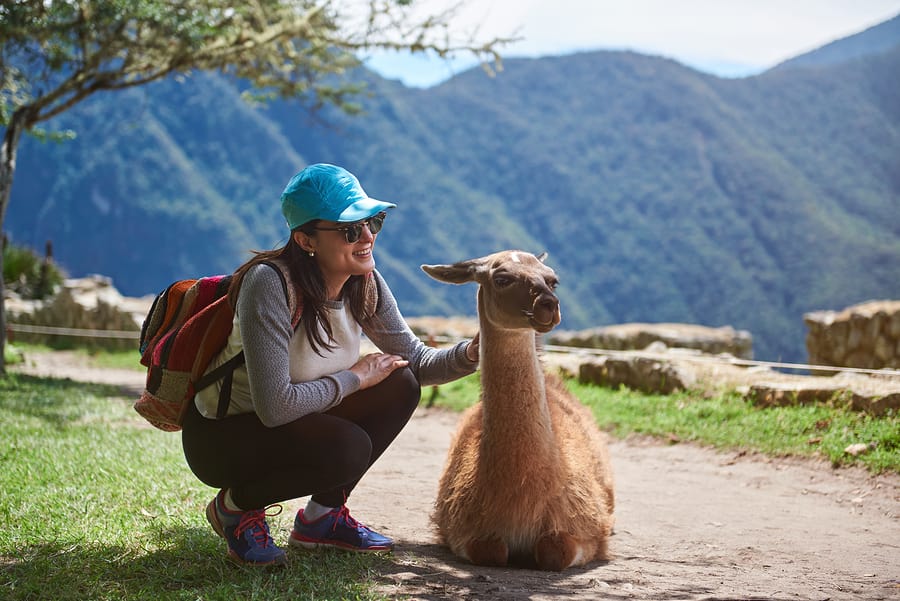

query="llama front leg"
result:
[534,532,582,571]
[465,536,509,567]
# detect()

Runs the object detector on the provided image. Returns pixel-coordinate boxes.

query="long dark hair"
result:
[227,223,371,356]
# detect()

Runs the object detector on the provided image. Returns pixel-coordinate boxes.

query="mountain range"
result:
[7,14,900,362]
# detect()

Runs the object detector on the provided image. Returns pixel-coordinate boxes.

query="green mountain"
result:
[7,16,900,362]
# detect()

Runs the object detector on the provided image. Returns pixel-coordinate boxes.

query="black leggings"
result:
[181,368,421,510]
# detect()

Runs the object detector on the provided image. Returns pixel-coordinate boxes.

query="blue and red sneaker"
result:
[205,490,287,566]
[289,505,393,552]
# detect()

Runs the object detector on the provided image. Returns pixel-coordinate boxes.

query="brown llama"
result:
[422,250,615,571]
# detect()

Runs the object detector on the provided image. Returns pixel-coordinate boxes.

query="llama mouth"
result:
[531,319,556,334]
[528,305,560,328]
[527,312,560,333]
[531,318,559,332]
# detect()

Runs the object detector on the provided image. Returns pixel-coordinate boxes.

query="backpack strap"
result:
[193,349,246,419]
[199,260,300,419]
[363,269,381,318]
[203,260,375,420]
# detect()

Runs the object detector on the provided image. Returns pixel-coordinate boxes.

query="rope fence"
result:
[423,334,900,379]
[7,323,141,340]
[7,323,900,379]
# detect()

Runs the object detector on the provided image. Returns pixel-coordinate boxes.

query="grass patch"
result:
[3,360,896,599]
[0,374,393,601]
[6,343,144,371]
[571,382,899,474]
[82,347,144,371]
[424,373,481,412]
[429,372,899,474]
[3,343,27,367]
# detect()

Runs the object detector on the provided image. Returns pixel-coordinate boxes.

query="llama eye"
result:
[493,275,513,288]
[548,279,559,290]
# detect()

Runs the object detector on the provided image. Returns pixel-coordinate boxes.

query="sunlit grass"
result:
[429,372,899,474]
[2,352,896,600]
[4,342,143,371]
[576,383,899,473]
[0,374,393,601]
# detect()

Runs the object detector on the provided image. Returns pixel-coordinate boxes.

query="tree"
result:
[0,0,510,372]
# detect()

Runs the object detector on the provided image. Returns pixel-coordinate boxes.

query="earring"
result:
[308,251,315,257]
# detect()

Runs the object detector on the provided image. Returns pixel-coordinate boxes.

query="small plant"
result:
[2,238,66,300]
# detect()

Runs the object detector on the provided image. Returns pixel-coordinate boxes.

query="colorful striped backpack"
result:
[134,261,299,431]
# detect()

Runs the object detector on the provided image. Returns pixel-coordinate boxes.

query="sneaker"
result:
[289,505,393,552]
[205,490,287,566]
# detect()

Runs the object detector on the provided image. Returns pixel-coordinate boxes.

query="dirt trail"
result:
[12,351,900,600]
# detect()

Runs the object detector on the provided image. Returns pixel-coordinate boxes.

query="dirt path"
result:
[12,351,900,600]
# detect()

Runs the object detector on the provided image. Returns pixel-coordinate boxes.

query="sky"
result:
[362,0,900,87]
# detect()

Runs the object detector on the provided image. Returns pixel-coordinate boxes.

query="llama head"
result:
[422,250,561,333]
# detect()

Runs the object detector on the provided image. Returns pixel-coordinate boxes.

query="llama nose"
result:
[532,294,560,326]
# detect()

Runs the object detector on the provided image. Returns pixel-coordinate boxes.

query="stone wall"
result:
[549,322,753,359]
[804,300,900,372]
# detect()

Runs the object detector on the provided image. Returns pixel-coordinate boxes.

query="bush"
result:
[2,239,66,300]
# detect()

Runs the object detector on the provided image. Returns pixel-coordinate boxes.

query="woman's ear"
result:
[293,230,315,254]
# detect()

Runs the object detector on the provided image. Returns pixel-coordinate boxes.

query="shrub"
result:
[2,239,66,300]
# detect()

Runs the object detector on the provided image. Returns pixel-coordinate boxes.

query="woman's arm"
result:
[238,264,361,427]
[362,270,478,386]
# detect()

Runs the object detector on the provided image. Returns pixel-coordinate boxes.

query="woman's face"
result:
[297,218,379,283]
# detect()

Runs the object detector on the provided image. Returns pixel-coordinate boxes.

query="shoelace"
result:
[235,504,283,548]
[333,505,366,532]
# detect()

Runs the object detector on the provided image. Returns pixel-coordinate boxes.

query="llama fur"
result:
[423,250,615,571]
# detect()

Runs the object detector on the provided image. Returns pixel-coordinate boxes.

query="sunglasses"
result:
[312,212,386,244]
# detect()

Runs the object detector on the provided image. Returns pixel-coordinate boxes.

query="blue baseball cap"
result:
[280,163,396,230]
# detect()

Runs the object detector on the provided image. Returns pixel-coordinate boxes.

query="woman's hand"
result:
[350,352,409,390]
[465,333,480,362]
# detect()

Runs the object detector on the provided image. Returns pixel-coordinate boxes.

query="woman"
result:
[181,163,480,566]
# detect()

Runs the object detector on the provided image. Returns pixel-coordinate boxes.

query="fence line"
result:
[7,323,141,340]
[542,343,900,378]
[431,335,900,379]
[8,323,900,379]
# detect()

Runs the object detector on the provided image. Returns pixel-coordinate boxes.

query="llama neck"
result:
[478,318,554,453]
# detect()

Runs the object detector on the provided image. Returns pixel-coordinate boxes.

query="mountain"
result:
[6,17,900,363]
[774,13,900,70]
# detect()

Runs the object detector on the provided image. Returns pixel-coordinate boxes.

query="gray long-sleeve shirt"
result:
[195,263,477,426]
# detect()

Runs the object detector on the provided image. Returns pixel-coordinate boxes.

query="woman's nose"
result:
[359,223,376,242]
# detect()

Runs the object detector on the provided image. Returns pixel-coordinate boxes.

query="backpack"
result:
[134,261,299,431]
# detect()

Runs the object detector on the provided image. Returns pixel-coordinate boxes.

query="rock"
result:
[578,354,696,394]
[550,322,753,359]
[844,443,874,456]
[744,372,900,417]
[805,300,900,372]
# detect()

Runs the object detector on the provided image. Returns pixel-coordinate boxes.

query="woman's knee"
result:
[383,366,421,409]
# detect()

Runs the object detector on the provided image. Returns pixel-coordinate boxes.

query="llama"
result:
[422,250,615,571]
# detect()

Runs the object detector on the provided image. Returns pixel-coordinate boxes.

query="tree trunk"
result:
[0,107,33,374]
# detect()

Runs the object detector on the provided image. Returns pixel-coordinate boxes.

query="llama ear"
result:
[536,252,548,263]
[421,260,481,284]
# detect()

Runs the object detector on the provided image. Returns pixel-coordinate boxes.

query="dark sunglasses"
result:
[312,212,386,244]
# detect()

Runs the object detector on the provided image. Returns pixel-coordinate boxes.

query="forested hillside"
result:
[6,15,899,362]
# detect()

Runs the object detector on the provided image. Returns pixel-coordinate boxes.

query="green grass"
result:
[3,343,27,367]
[576,382,899,473]
[80,347,144,371]
[4,343,144,371]
[2,361,896,600]
[0,374,393,601]
[430,372,900,474]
